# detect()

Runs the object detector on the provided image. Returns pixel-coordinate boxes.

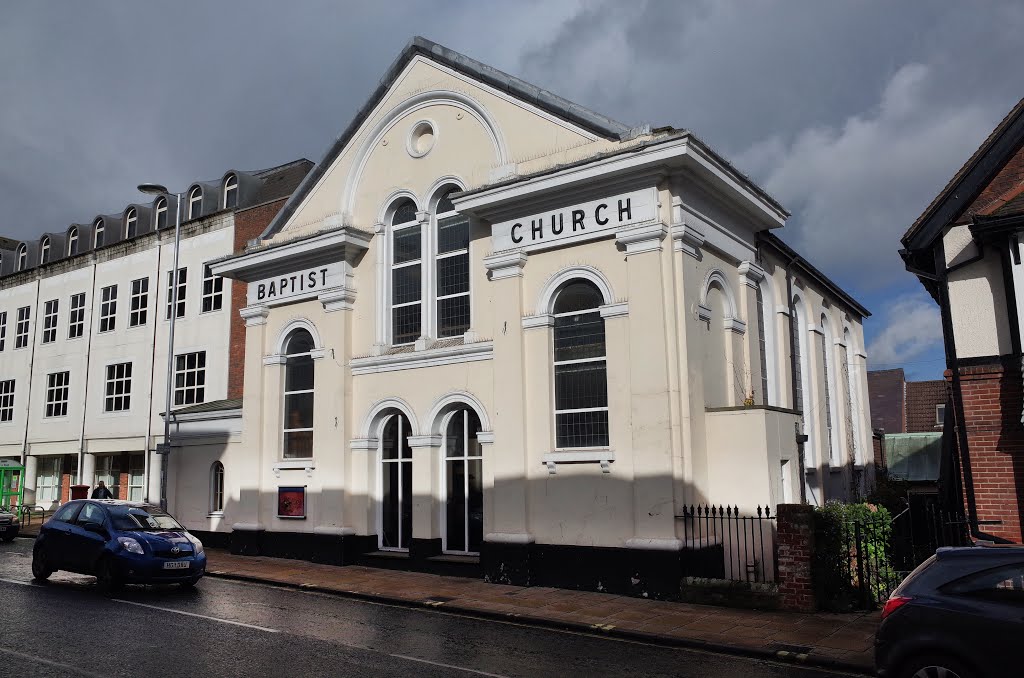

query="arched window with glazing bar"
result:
[552,280,609,449]
[283,329,315,459]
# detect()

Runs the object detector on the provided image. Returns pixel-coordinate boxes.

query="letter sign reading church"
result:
[247,262,345,307]
[491,187,658,253]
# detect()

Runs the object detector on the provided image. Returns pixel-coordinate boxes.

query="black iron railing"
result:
[678,504,776,583]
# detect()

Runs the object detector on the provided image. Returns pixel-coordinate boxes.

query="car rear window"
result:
[894,554,937,595]
[946,562,1024,604]
[109,507,184,531]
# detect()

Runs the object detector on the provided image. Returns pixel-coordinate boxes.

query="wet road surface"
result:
[0,538,862,677]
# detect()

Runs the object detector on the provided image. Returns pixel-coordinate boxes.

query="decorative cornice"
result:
[697,304,712,322]
[319,287,356,312]
[615,222,667,256]
[349,438,377,451]
[272,460,315,478]
[483,251,528,280]
[262,354,287,366]
[407,435,442,448]
[476,431,495,444]
[808,324,825,335]
[309,348,327,360]
[240,305,270,326]
[521,313,554,329]
[738,260,766,288]
[542,449,615,474]
[599,302,629,319]
[350,340,493,375]
[724,317,747,335]
[672,222,705,258]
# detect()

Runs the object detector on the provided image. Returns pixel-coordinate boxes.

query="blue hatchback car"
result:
[32,500,206,591]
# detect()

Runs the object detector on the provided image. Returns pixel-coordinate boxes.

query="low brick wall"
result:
[776,503,816,612]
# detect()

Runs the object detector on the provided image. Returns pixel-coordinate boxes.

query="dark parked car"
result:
[32,500,206,591]
[0,507,18,542]
[875,545,1024,678]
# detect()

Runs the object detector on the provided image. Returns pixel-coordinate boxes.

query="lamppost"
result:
[138,183,181,511]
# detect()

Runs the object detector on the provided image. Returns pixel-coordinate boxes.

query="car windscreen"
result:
[109,507,184,531]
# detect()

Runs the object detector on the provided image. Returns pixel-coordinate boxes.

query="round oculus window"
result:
[407,120,436,158]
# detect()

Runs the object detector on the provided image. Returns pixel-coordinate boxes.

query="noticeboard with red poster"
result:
[277,486,306,519]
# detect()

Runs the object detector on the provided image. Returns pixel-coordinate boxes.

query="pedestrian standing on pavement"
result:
[91,481,113,500]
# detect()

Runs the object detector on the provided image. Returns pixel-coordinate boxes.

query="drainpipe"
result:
[20,276,41,495]
[781,253,808,504]
[77,257,99,487]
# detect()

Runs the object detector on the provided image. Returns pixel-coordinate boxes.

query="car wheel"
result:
[901,655,975,678]
[31,549,53,581]
[95,557,123,593]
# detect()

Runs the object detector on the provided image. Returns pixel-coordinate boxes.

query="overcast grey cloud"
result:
[2,0,1022,379]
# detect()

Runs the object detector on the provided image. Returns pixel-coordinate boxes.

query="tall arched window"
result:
[843,327,861,465]
[125,208,138,238]
[283,329,315,459]
[155,197,168,229]
[434,188,470,338]
[67,227,79,256]
[819,315,838,467]
[188,186,203,220]
[790,300,804,413]
[755,285,771,405]
[94,219,105,248]
[16,244,27,271]
[380,412,413,550]
[553,280,609,448]
[39,237,50,264]
[390,199,421,345]
[223,174,238,209]
[210,461,225,513]
[443,407,482,554]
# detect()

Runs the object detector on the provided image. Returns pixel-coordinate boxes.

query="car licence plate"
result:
[163,561,190,570]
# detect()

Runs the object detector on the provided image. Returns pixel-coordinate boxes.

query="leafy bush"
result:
[812,501,900,611]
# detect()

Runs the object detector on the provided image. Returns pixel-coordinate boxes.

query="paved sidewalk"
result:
[204,548,877,673]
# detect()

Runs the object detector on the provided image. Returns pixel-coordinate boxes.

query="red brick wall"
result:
[227,198,289,399]
[956,141,1024,223]
[776,503,816,612]
[906,380,949,433]
[949,360,1024,543]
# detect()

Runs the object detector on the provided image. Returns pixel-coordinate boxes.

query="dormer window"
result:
[155,198,168,229]
[125,208,138,238]
[40,237,50,264]
[16,244,27,271]
[94,219,105,248]
[223,174,238,209]
[188,187,202,220]
[67,227,79,256]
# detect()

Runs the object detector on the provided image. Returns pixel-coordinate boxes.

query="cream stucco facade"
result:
[176,40,871,594]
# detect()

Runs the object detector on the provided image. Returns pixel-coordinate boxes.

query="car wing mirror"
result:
[83,522,108,536]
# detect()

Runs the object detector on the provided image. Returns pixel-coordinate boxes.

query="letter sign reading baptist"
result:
[247,262,345,307]
[491,187,658,253]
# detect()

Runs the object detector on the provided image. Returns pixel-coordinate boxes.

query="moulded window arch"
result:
[223,174,238,209]
[441,407,483,554]
[188,186,203,220]
[389,198,422,345]
[210,461,225,514]
[125,207,138,239]
[552,279,609,449]
[282,328,315,460]
[94,219,105,248]
[154,197,168,229]
[39,237,50,264]
[16,244,27,271]
[67,227,79,256]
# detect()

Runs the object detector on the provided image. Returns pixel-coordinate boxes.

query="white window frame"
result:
[95,455,118,497]
[36,456,62,505]
[188,186,203,220]
[94,219,105,248]
[67,227,78,256]
[552,282,609,451]
[842,326,863,466]
[389,201,422,346]
[210,461,225,514]
[0,379,14,422]
[129,277,148,328]
[128,455,145,502]
[282,331,315,460]
[99,284,117,333]
[125,207,138,239]
[936,403,946,426]
[40,237,50,264]
[68,293,85,339]
[15,306,30,349]
[201,264,223,313]
[440,408,483,555]
[16,244,27,271]
[820,315,840,468]
[0,311,6,351]
[45,370,70,418]
[173,350,206,406]
[166,268,186,320]
[42,299,58,344]
[223,174,238,209]
[104,361,132,413]
[433,190,471,339]
[155,197,168,229]
[377,412,413,551]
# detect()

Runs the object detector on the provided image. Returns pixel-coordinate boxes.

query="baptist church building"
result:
[166,38,872,595]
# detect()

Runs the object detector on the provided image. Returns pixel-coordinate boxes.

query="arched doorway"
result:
[442,407,483,554]
[379,412,413,550]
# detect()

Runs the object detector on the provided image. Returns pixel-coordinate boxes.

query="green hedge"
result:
[813,501,899,611]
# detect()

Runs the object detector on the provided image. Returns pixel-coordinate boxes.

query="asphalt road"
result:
[0,538,859,678]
